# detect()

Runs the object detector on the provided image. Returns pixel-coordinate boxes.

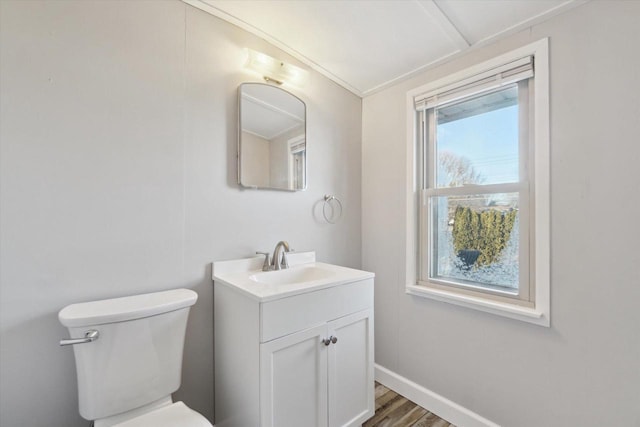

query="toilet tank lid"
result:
[59,289,198,327]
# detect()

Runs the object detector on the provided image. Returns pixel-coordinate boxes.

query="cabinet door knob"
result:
[322,336,338,346]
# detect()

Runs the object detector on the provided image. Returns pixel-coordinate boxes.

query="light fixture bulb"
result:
[244,48,309,87]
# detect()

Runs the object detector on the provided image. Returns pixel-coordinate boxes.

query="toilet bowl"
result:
[108,401,210,427]
[59,288,213,427]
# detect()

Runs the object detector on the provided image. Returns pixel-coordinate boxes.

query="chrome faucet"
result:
[271,240,290,270]
[256,241,291,271]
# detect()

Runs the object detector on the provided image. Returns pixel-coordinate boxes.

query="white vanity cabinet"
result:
[260,307,373,427]
[212,254,374,427]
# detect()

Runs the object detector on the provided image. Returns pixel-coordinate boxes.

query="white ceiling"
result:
[185,0,587,97]
[241,84,305,140]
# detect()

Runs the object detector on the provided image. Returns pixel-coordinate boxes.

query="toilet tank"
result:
[58,289,198,421]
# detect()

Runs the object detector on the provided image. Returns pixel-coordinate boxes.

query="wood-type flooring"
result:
[362,382,456,427]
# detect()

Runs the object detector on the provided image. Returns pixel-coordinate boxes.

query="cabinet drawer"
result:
[260,279,373,342]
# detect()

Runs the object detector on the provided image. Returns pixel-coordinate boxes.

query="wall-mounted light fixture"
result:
[244,48,309,87]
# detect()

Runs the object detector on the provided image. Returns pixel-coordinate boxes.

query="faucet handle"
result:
[256,251,271,271]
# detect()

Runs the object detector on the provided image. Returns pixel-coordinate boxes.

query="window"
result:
[406,40,550,326]
[288,135,306,190]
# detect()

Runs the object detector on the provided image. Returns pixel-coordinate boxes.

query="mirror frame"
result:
[237,82,307,191]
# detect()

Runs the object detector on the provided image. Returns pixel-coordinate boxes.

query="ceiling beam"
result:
[417,0,470,51]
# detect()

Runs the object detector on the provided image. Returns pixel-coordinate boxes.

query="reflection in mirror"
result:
[238,83,306,191]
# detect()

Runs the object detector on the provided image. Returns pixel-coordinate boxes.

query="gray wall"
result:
[362,1,640,426]
[0,1,362,426]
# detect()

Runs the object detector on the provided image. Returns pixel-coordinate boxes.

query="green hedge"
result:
[452,206,517,267]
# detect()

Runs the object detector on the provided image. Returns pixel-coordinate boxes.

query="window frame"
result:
[421,82,531,305]
[405,39,550,326]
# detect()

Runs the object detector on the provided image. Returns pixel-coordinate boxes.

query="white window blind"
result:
[289,139,305,154]
[414,56,534,111]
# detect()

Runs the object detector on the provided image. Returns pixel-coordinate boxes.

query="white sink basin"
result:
[212,251,374,302]
[249,265,335,286]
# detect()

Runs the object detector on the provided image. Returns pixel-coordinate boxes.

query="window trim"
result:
[405,39,550,327]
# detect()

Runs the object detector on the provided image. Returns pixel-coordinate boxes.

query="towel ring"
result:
[322,195,343,224]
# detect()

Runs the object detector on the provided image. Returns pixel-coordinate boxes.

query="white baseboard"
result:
[374,364,499,427]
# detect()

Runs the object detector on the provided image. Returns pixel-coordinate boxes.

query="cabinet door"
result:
[260,323,328,427]
[328,309,374,427]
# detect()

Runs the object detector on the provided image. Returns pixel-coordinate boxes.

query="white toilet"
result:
[59,288,212,427]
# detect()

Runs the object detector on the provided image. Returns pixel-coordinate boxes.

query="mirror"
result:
[238,83,307,191]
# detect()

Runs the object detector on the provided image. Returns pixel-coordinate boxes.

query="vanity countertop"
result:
[212,252,374,302]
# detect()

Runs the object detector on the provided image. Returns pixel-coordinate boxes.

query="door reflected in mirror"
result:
[238,83,306,191]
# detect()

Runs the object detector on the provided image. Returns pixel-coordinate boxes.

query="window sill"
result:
[406,284,549,327]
